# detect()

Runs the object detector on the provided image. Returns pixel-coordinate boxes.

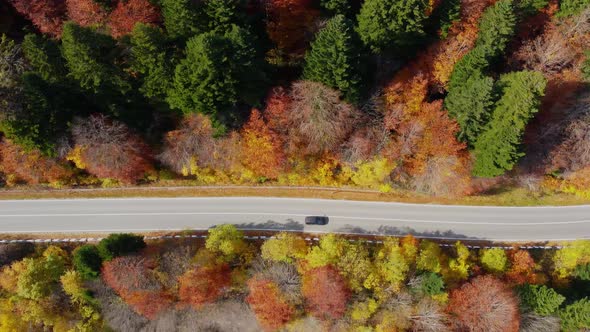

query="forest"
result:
[0,0,588,199]
[1,227,590,331]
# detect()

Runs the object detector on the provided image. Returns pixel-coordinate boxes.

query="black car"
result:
[305,216,329,225]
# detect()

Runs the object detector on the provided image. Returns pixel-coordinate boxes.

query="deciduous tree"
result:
[240,109,285,179]
[480,248,508,274]
[246,278,295,331]
[8,0,66,37]
[66,0,109,28]
[178,264,232,308]
[302,265,350,320]
[108,0,161,38]
[448,275,520,332]
[260,232,307,264]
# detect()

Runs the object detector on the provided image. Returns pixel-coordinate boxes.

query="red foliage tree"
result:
[178,264,232,309]
[108,0,160,38]
[263,87,292,137]
[246,277,295,331]
[302,265,350,321]
[66,0,108,27]
[447,275,520,332]
[0,139,73,185]
[8,0,66,36]
[71,115,153,184]
[265,0,319,61]
[102,256,172,319]
[240,109,285,179]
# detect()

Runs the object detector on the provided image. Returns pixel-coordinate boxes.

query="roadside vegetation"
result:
[1,225,590,331]
[0,0,589,203]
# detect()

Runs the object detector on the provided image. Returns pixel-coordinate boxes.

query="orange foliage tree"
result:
[505,249,539,285]
[265,0,319,62]
[302,265,350,321]
[447,275,520,332]
[178,264,232,309]
[108,0,160,38]
[246,277,295,331]
[65,0,108,28]
[240,109,285,179]
[8,0,66,37]
[102,255,173,319]
[0,139,73,186]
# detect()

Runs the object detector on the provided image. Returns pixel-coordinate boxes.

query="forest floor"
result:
[0,184,587,206]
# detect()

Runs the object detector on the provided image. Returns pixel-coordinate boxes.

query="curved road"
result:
[0,197,588,241]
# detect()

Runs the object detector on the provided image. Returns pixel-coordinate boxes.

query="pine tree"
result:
[475,0,517,61]
[320,0,350,16]
[160,0,206,39]
[472,71,546,177]
[356,0,429,52]
[22,34,66,83]
[61,22,130,94]
[130,23,173,99]
[303,15,363,103]
[167,25,267,129]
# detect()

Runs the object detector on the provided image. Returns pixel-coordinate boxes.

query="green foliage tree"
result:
[17,247,67,300]
[260,232,307,264]
[412,272,445,296]
[303,15,363,103]
[356,0,429,52]
[97,233,146,261]
[518,284,565,316]
[160,0,206,39]
[167,25,267,129]
[61,22,130,94]
[22,34,66,83]
[320,0,351,16]
[445,0,516,145]
[472,71,546,177]
[582,51,590,82]
[559,298,590,332]
[130,23,173,99]
[480,248,508,273]
[575,263,590,281]
[417,240,443,273]
[558,0,590,17]
[205,224,247,260]
[203,0,245,33]
[73,245,103,280]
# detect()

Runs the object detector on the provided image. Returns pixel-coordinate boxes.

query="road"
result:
[0,197,588,241]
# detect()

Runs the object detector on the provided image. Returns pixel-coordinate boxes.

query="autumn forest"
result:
[0,0,588,199]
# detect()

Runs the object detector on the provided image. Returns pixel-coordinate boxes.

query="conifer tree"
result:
[472,71,546,177]
[303,15,363,103]
[356,0,429,52]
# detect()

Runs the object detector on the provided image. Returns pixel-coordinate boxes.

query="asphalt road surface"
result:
[0,197,588,241]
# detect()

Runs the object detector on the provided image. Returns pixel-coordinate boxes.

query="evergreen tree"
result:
[445,72,495,144]
[61,22,130,94]
[22,34,66,83]
[356,0,429,53]
[130,23,173,99]
[475,0,517,61]
[321,0,351,16]
[303,15,363,103]
[559,298,590,332]
[160,0,206,39]
[204,0,245,33]
[472,71,546,177]
[518,284,565,316]
[558,0,590,17]
[167,25,267,130]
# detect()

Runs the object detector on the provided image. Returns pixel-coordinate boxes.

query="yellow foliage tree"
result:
[261,232,308,264]
[553,240,590,279]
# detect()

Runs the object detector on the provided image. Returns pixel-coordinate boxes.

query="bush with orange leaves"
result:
[302,265,350,321]
[108,0,160,38]
[178,264,232,309]
[240,109,285,179]
[246,277,295,331]
[0,139,73,186]
[101,255,173,319]
[447,275,520,332]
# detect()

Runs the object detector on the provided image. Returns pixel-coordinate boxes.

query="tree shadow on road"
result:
[234,219,304,231]
[334,224,479,240]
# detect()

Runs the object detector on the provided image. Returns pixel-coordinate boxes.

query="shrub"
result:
[97,233,146,261]
[73,244,103,279]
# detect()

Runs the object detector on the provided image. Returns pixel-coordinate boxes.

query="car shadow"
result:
[234,219,305,231]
